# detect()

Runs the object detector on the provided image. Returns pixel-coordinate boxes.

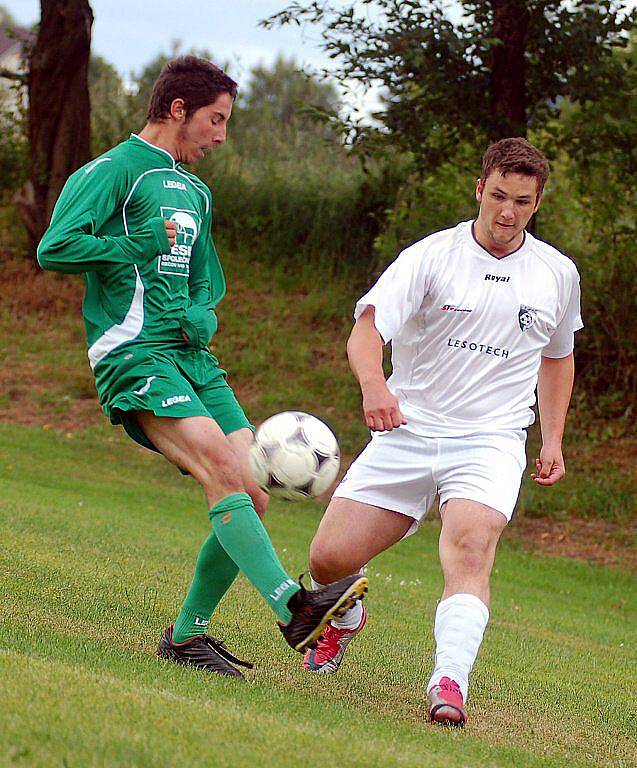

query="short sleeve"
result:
[543,266,584,358]
[354,241,431,343]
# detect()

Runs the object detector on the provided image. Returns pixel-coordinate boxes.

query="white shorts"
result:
[333,427,527,532]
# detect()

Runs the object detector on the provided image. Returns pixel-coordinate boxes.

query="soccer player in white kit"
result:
[302,138,583,727]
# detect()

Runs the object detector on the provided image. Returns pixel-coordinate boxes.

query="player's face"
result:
[474,171,541,256]
[175,92,233,164]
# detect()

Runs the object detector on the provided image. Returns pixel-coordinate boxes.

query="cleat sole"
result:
[293,577,368,653]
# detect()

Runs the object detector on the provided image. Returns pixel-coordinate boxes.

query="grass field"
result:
[1,254,635,527]
[1,423,636,768]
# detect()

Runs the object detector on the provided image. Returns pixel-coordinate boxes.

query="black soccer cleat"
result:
[157,625,253,680]
[279,574,368,653]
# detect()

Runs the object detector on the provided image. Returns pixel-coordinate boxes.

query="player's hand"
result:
[531,444,565,486]
[164,219,177,246]
[361,380,407,432]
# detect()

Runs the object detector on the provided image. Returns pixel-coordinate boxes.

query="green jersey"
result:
[37,134,226,372]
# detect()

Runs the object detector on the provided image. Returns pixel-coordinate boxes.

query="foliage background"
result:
[0,2,635,472]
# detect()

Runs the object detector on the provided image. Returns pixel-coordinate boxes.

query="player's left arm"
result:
[532,352,574,486]
[533,260,583,486]
[180,207,226,347]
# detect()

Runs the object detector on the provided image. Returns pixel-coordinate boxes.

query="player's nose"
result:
[500,201,515,219]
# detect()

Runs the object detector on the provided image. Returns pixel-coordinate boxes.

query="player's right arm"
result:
[347,307,406,432]
[348,240,432,431]
[37,160,171,274]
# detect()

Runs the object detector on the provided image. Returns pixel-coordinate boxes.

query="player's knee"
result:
[309,540,355,584]
[197,442,244,494]
[451,531,493,575]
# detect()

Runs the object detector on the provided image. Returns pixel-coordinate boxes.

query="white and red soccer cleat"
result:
[302,606,367,674]
[427,677,468,727]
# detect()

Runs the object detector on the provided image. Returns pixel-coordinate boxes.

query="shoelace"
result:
[202,636,254,669]
[312,624,346,665]
[438,677,462,695]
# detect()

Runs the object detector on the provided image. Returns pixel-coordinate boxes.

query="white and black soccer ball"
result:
[248,411,340,501]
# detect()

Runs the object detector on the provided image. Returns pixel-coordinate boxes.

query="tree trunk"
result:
[15,0,93,258]
[489,0,530,140]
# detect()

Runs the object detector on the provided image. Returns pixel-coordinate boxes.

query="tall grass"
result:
[195,141,395,275]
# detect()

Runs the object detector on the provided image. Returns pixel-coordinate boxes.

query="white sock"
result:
[426,592,490,703]
[311,573,365,630]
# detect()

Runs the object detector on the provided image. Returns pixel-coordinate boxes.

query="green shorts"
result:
[94,345,252,453]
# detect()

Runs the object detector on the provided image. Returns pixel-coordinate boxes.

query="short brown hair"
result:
[481,137,550,193]
[147,55,238,122]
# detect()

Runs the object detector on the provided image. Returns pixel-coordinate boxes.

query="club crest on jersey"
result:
[518,305,538,332]
[158,206,201,276]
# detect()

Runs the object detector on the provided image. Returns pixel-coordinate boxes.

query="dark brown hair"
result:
[481,137,550,193]
[147,55,238,122]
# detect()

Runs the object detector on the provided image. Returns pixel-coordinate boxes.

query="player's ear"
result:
[475,178,484,203]
[170,98,187,122]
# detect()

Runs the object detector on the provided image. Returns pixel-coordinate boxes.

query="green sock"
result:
[210,492,300,624]
[172,530,239,643]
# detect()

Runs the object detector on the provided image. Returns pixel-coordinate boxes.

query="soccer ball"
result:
[248,411,341,501]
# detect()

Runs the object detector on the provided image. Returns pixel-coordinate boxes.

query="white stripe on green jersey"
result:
[38,134,226,368]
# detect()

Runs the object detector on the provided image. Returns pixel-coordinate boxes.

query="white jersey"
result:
[355,220,583,436]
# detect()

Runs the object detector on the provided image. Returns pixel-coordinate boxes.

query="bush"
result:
[538,152,636,421]
[371,154,477,272]
[199,146,395,275]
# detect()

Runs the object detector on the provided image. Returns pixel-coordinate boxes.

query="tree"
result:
[264,1,636,168]
[89,55,129,155]
[242,55,339,126]
[227,55,342,160]
[15,0,93,257]
[543,35,637,410]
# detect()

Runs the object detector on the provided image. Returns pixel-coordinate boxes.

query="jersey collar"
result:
[467,220,531,262]
[129,133,180,169]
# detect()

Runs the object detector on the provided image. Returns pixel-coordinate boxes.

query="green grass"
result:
[1,252,634,523]
[1,423,635,768]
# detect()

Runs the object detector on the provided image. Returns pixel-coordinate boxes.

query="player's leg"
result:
[309,497,413,582]
[427,431,525,725]
[304,427,436,673]
[166,368,267,643]
[170,428,266,644]
[438,499,506,605]
[303,497,412,672]
[139,412,366,656]
[137,411,302,619]
[311,427,437,583]
[166,378,267,643]
[426,500,506,725]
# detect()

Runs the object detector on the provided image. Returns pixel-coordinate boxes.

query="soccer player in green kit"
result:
[37,56,367,679]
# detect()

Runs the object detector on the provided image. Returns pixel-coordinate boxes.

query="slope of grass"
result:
[1,424,636,768]
[0,253,635,524]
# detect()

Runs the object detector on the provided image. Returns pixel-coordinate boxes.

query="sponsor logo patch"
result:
[158,206,201,276]
[518,305,538,332]
[161,394,192,408]
[163,179,187,191]
[440,304,472,313]
[133,375,156,395]
[484,274,510,283]
[447,337,510,359]
[269,578,296,602]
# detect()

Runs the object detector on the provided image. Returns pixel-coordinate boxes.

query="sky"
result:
[5,0,636,77]
[5,0,635,115]
[4,0,388,115]
[5,0,355,80]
